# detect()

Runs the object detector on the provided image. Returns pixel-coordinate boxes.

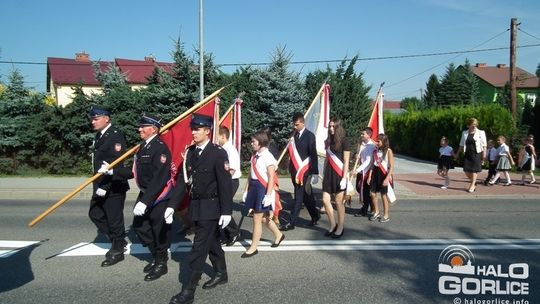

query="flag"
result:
[219,98,243,156]
[368,85,385,136]
[160,96,220,210]
[303,83,331,175]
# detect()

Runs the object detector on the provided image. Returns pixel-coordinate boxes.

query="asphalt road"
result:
[1,197,539,304]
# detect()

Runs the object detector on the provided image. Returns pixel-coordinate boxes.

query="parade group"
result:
[88,107,536,304]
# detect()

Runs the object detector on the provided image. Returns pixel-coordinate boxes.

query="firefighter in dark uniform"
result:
[169,114,233,304]
[99,113,176,281]
[88,105,129,267]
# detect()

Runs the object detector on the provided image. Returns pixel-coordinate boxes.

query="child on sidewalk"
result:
[437,136,455,189]
[483,139,498,185]
[518,136,536,184]
[489,135,515,186]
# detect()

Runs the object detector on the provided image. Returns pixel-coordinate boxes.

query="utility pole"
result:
[510,18,518,122]
[199,0,204,101]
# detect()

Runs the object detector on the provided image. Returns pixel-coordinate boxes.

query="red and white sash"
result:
[288,138,310,185]
[250,154,282,216]
[326,147,344,177]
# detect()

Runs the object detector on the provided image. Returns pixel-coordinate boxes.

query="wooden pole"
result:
[28,87,225,228]
[509,18,518,123]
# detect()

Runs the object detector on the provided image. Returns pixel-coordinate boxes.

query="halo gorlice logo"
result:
[438,245,529,296]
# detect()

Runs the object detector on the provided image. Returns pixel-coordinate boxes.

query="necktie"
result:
[95,132,102,142]
[294,132,300,141]
[195,147,202,160]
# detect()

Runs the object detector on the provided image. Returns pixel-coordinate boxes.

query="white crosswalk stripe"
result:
[0,240,40,258]
[57,238,540,257]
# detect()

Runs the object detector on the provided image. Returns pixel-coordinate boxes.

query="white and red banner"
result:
[368,86,385,137]
[219,98,243,156]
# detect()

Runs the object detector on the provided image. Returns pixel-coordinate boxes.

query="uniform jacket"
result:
[92,125,129,194]
[170,143,233,221]
[459,129,487,154]
[289,128,319,176]
[115,136,172,207]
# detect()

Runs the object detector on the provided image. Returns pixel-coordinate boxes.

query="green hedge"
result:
[385,104,516,162]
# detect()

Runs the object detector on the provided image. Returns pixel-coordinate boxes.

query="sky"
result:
[1,0,539,101]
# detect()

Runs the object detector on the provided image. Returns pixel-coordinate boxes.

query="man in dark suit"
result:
[100,114,175,281]
[280,112,320,231]
[169,114,233,304]
[88,105,129,267]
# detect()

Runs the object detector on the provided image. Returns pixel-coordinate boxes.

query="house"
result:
[47,53,174,106]
[371,98,404,114]
[467,63,539,105]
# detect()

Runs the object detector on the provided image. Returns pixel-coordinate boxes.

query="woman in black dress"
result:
[456,118,487,192]
[321,118,350,238]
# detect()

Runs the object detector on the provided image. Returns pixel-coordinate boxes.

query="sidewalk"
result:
[0,155,538,200]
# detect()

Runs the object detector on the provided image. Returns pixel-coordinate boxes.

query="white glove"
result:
[262,195,273,207]
[218,215,232,229]
[339,178,347,190]
[133,202,147,216]
[310,175,319,185]
[95,188,107,197]
[164,207,175,224]
[242,191,248,203]
[98,161,113,175]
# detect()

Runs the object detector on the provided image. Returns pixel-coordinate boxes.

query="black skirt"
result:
[370,166,388,195]
[438,155,454,170]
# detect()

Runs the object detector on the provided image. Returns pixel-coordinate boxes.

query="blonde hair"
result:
[467,118,478,127]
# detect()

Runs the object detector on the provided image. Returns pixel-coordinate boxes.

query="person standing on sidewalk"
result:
[368,134,395,223]
[88,105,130,267]
[517,136,536,185]
[169,114,233,304]
[483,139,498,185]
[437,137,455,189]
[280,112,320,231]
[100,114,175,281]
[489,135,515,186]
[456,118,487,193]
[353,127,375,217]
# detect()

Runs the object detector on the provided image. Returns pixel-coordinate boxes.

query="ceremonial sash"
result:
[251,154,282,216]
[326,147,344,177]
[153,162,177,207]
[288,138,310,185]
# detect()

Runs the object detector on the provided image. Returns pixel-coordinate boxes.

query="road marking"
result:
[0,240,40,258]
[57,238,540,256]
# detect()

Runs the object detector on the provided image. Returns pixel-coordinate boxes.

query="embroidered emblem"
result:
[224,161,230,171]
[115,143,122,152]
[160,154,167,164]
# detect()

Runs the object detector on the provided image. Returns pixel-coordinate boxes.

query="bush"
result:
[386,104,516,163]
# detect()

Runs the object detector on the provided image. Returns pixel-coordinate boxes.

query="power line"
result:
[518,28,540,42]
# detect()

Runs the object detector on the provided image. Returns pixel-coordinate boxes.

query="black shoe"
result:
[169,289,195,304]
[241,250,258,258]
[144,263,168,281]
[271,234,285,248]
[143,260,156,273]
[225,233,240,246]
[331,228,344,239]
[308,214,321,226]
[354,208,367,217]
[202,272,228,289]
[324,225,337,237]
[101,253,124,267]
[279,223,295,231]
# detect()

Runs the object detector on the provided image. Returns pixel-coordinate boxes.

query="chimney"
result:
[75,52,90,62]
[496,63,506,68]
[475,63,487,67]
[144,55,156,62]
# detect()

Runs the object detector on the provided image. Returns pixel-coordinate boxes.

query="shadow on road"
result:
[0,241,44,293]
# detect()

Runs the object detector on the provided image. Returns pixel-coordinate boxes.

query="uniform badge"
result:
[224,161,230,171]
[160,154,167,164]
[114,143,122,152]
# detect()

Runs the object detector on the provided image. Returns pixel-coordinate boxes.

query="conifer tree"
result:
[423,74,440,108]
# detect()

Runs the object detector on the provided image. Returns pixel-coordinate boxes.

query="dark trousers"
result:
[221,179,239,241]
[190,219,226,273]
[484,162,497,183]
[89,193,126,240]
[289,175,319,225]
[132,195,171,255]
[356,173,372,211]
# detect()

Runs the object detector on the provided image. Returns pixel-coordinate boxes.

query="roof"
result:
[370,99,402,110]
[115,58,175,84]
[47,56,176,88]
[470,64,539,88]
[47,57,111,86]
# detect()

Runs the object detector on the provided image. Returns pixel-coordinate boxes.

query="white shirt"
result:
[250,148,277,181]
[222,141,241,179]
[439,146,453,157]
[196,139,210,154]
[356,140,375,174]
[496,143,510,156]
[145,134,158,146]
[488,147,498,161]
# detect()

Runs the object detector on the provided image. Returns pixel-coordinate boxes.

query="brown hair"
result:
[325,118,346,151]
[251,130,269,147]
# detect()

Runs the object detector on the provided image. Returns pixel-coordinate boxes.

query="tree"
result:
[327,56,371,138]
[423,74,439,108]
[459,59,480,104]
[248,47,308,149]
[437,63,463,106]
[401,97,423,111]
